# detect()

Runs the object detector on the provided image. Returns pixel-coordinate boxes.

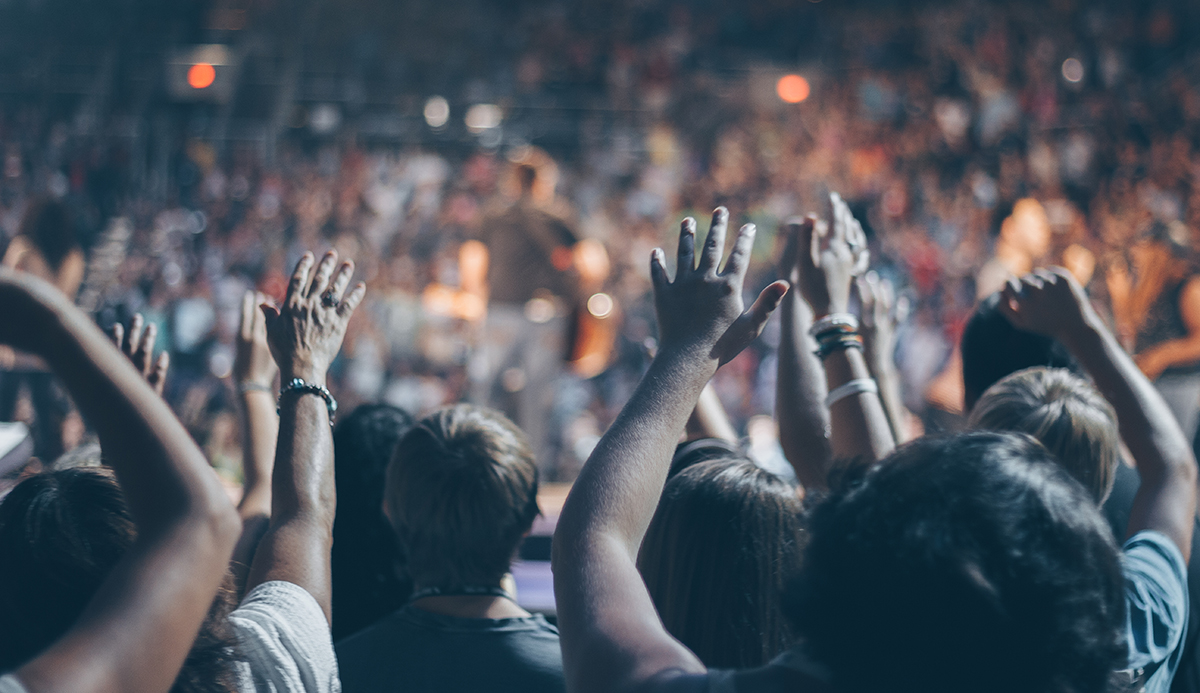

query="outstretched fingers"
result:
[336,282,367,319]
[327,261,355,303]
[711,280,790,365]
[697,207,728,274]
[676,218,696,278]
[286,252,315,306]
[650,247,669,290]
[721,224,756,280]
[307,250,339,299]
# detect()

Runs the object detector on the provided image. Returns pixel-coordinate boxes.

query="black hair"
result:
[789,432,1126,693]
[0,468,238,692]
[961,291,1079,411]
[332,404,417,641]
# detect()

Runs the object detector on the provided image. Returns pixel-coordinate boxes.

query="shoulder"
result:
[0,675,28,693]
[1123,531,1189,667]
[230,581,341,693]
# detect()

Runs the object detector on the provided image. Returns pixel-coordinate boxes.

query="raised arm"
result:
[6,272,241,693]
[110,313,170,396]
[230,290,280,592]
[858,273,912,443]
[244,251,364,623]
[552,209,788,693]
[1134,277,1200,381]
[775,218,832,488]
[1000,268,1197,558]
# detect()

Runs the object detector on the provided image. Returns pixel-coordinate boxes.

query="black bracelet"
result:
[277,377,338,425]
[814,333,864,360]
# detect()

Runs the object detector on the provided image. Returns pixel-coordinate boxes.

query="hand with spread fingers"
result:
[235,290,278,390]
[651,207,789,367]
[262,250,366,386]
[110,313,170,396]
[792,192,867,318]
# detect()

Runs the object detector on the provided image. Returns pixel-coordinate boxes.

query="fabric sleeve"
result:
[1123,530,1190,676]
[0,675,28,693]
[229,580,342,693]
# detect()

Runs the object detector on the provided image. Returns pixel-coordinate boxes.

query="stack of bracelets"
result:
[809,313,863,359]
[809,313,878,408]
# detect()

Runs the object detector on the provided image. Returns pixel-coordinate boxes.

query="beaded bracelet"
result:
[277,377,338,426]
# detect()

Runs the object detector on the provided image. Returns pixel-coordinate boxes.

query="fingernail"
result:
[714,206,727,217]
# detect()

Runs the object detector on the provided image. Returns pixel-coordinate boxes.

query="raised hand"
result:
[111,313,170,396]
[997,267,1093,342]
[235,290,278,389]
[262,250,366,385]
[857,271,901,360]
[789,192,867,318]
[651,207,788,366]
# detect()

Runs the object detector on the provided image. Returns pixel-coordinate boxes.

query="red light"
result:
[188,63,216,89]
[776,74,810,103]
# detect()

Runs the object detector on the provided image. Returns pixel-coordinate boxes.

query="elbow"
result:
[188,490,243,553]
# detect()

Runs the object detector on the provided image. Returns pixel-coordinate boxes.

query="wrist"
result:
[280,366,327,387]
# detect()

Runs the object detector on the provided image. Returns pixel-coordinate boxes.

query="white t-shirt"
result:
[0,581,338,693]
[231,580,341,693]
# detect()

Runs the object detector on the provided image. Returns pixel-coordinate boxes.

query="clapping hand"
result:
[261,250,365,385]
[111,313,170,396]
[651,207,789,366]
[786,192,869,318]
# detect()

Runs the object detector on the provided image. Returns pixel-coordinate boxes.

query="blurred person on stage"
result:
[1111,221,1200,447]
[470,149,607,479]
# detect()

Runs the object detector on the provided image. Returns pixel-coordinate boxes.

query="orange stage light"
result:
[187,63,216,89]
[776,74,810,103]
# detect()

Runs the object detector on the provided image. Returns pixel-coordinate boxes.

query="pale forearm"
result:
[824,347,895,466]
[1139,337,1200,373]
[238,390,279,519]
[775,292,832,487]
[866,344,909,444]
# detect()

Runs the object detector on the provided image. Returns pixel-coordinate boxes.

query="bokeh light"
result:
[776,74,810,103]
[187,63,216,89]
[424,96,450,128]
[1061,58,1084,83]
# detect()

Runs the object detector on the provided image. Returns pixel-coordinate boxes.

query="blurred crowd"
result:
[1,0,1199,480]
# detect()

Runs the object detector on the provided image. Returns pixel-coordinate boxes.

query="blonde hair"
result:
[968,368,1119,503]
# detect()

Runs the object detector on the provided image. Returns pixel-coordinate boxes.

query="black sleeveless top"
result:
[1136,278,1200,376]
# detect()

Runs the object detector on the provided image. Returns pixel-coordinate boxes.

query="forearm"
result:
[685,383,738,443]
[238,391,278,519]
[1139,337,1200,373]
[824,347,896,466]
[245,393,335,620]
[775,292,832,487]
[866,344,909,444]
[557,348,714,556]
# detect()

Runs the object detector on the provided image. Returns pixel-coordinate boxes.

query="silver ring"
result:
[321,292,338,308]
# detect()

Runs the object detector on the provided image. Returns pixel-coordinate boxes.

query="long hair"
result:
[638,458,804,668]
[0,468,238,693]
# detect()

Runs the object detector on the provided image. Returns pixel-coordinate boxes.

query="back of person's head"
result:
[0,468,237,692]
[332,404,416,640]
[638,457,804,669]
[384,404,539,588]
[790,432,1126,693]
[968,368,1119,504]
[18,197,78,270]
[961,291,1079,411]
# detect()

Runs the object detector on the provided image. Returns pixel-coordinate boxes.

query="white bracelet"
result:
[809,313,859,339]
[824,378,879,408]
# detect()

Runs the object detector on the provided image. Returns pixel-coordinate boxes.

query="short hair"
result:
[384,405,539,588]
[961,292,1079,411]
[638,458,804,668]
[332,404,416,641]
[790,432,1126,693]
[969,368,1119,504]
[0,468,237,692]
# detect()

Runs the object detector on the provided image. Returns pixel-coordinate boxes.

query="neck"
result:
[410,593,531,619]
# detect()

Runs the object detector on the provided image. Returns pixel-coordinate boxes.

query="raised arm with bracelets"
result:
[244,250,365,624]
[999,267,1197,559]
[4,270,241,693]
[786,194,895,486]
[552,208,789,693]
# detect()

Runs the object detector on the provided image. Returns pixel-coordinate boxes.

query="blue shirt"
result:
[1124,530,1190,693]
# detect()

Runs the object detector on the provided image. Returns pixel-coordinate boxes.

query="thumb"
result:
[259,303,280,328]
[748,280,790,328]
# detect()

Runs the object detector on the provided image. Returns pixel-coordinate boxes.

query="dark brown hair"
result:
[18,198,79,271]
[638,458,805,668]
[384,405,539,588]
